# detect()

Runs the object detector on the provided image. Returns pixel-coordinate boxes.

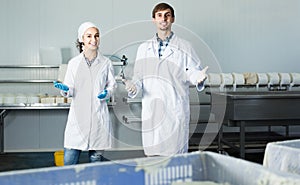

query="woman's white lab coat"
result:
[62,52,116,151]
[130,34,204,156]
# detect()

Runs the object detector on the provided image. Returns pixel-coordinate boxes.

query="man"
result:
[124,3,208,156]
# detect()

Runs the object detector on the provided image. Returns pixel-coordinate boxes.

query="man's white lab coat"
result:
[130,34,204,156]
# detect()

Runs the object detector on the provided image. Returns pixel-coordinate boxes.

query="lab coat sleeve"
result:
[185,43,206,92]
[128,65,143,98]
[104,61,117,100]
[61,61,75,97]
[128,45,144,98]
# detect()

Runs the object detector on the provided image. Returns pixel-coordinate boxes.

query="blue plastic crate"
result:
[0,151,300,185]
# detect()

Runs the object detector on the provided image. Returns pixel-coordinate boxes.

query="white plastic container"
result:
[0,94,3,104]
[27,94,40,104]
[257,73,269,85]
[55,96,66,103]
[15,94,27,104]
[267,72,280,85]
[41,96,55,104]
[232,72,245,85]
[220,73,234,85]
[264,139,300,175]
[3,94,15,104]
[207,73,221,86]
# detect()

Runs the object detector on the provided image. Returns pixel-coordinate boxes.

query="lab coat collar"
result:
[162,47,174,60]
[80,51,107,67]
[148,34,177,60]
[94,52,111,67]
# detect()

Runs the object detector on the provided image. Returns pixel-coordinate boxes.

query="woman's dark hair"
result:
[76,39,84,53]
[152,2,175,18]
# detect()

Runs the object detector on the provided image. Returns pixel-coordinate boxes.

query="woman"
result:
[54,22,116,165]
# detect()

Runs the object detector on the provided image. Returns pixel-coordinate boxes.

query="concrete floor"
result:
[0,150,146,172]
[0,149,264,173]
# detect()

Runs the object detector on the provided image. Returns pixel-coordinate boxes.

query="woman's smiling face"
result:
[82,27,100,51]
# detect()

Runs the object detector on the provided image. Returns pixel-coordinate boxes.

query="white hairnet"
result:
[77,22,98,42]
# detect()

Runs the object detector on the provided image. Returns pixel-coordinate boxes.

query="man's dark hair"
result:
[152,2,175,18]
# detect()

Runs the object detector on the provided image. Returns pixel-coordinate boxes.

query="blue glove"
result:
[53,81,69,92]
[97,89,108,99]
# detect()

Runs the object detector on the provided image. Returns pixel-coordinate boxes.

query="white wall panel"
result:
[1,0,300,71]
[182,0,300,72]
[1,0,40,65]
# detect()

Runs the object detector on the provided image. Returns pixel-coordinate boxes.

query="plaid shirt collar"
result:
[156,32,174,58]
